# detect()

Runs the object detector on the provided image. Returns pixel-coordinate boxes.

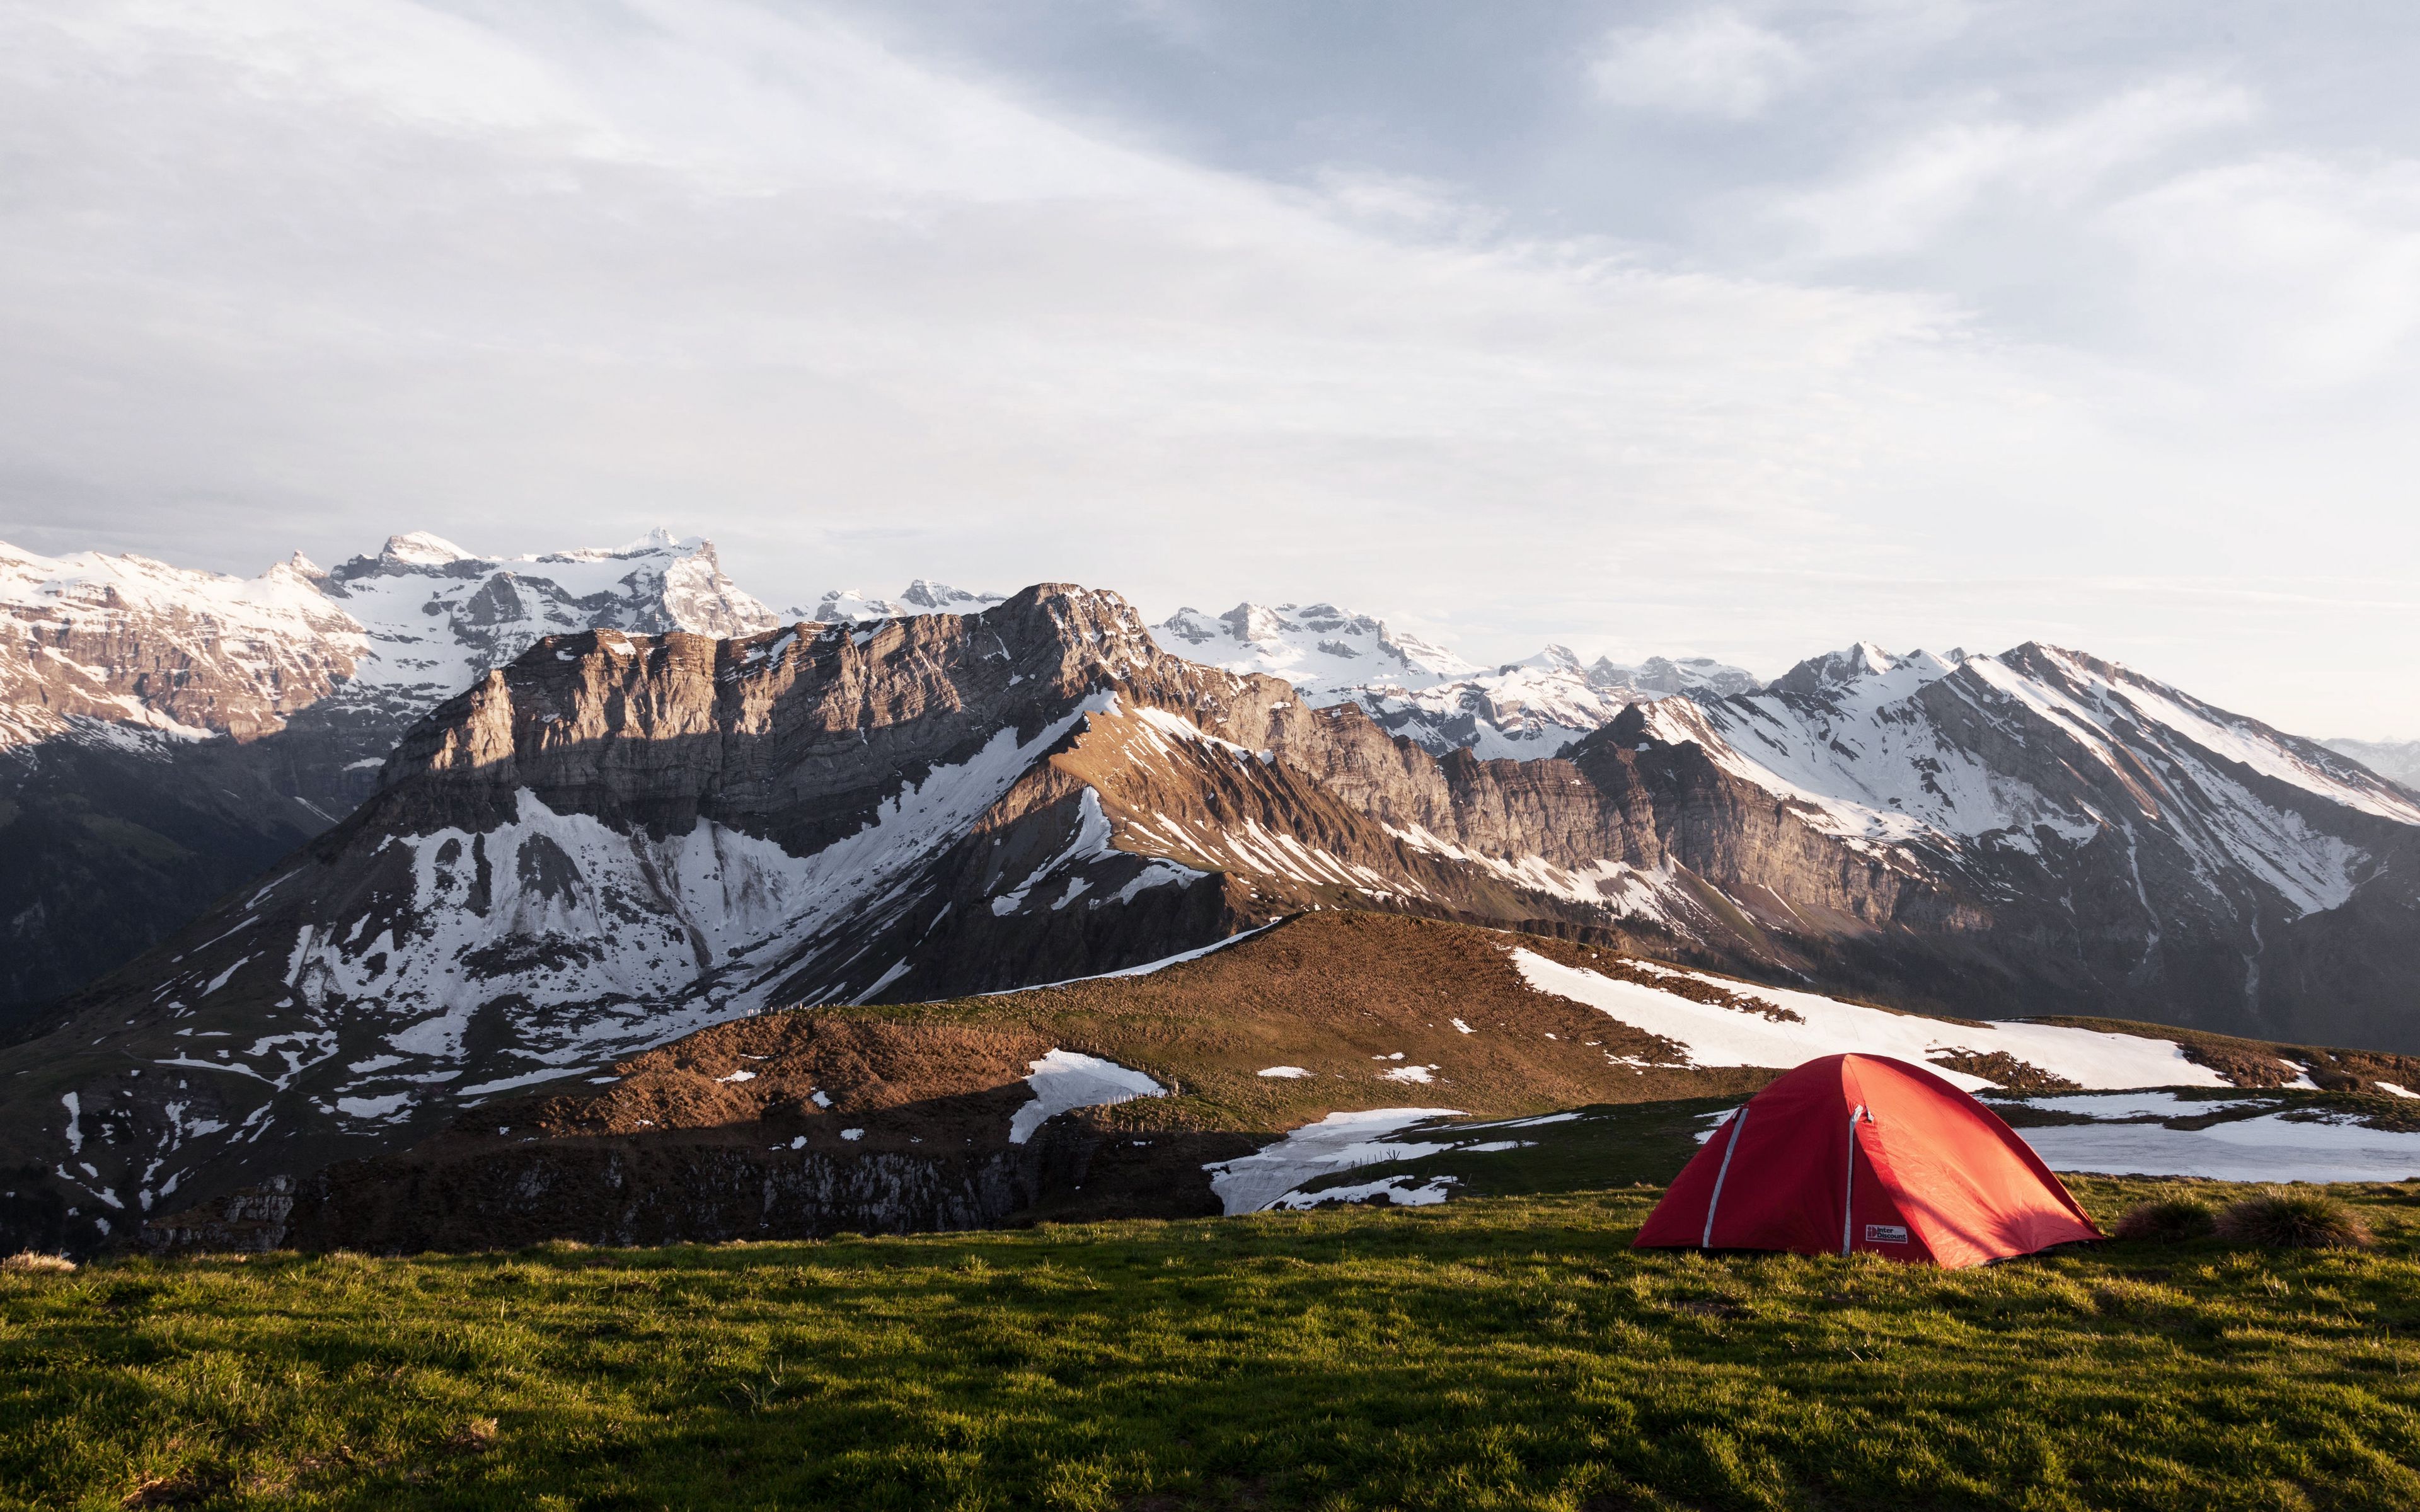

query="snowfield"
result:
[1991,1092,2420,1183]
[1509,949,2230,1092]
[2017,1114,2420,1183]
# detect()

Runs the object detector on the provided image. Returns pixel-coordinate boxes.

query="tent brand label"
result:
[1863,1224,1910,1244]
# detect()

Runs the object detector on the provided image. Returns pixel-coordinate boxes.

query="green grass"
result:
[11,1180,2420,1511]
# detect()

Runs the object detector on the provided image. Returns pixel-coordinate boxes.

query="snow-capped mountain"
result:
[1617,640,2420,1048]
[1,529,775,752]
[0,529,776,1011]
[1153,600,1760,759]
[1,539,360,748]
[1153,600,1481,701]
[313,529,777,729]
[1640,640,2419,887]
[2326,738,2420,792]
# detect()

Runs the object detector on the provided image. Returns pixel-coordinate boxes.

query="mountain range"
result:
[1151,599,1758,760]
[3,528,2417,1257]
[0,534,1751,1014]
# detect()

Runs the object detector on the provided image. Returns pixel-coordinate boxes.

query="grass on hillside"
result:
[13,1179,2420,1511]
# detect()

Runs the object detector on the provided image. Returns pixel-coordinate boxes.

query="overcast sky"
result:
[3,1,2416,738]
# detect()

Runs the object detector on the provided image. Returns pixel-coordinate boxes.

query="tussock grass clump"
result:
[0,1251,76,1274]
[2216,1188,2374,1249]
[2113,1198,2216,1243]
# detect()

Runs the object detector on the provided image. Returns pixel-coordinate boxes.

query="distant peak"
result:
[611,527,684,554]
[381,532,474,566]
[1769,640,1971,699]
[899,579,1003,612]
[798,581,1006,622]
[1218,602,1293,644]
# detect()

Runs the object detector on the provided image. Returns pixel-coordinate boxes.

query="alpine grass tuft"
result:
[0,1251,76,1274]
[2215,1188,2373,1249]
[2112,1198,2216,1242]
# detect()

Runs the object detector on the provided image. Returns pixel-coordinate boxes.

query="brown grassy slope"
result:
[501,914,1829,1145]
[492,910,2420,1152]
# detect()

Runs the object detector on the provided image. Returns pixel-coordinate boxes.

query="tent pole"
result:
[1700,1108,1748,1249]
[1841,1104,1865,1256]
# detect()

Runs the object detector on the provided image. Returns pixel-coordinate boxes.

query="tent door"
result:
[1701,1107,1748,1247]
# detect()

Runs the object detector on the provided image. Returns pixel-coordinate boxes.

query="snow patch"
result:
[1008,1050,1167,1144]
[456,1067,587,1097]
[1204,1107,1463,1215]
[1267,1176,1457,1210]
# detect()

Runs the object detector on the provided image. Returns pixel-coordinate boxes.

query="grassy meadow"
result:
[11,1179,2420,1511]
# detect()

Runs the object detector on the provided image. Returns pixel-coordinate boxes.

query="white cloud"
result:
[2102,154,2420,388]
[1777,77,2256,260]
[1589,10,1807,121]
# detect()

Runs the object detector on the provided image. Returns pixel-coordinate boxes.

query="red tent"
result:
[1635,1053,2102,1268]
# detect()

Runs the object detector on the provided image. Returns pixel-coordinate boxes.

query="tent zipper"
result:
[1841,1104,1868,1256]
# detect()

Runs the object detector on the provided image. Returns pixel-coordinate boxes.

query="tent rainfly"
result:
[1634,1053,2103,1269]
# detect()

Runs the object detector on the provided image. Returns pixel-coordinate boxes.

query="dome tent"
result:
[1635,1053,2102,1268]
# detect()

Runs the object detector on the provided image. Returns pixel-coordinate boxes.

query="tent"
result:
[1635,1053,2102,1268]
